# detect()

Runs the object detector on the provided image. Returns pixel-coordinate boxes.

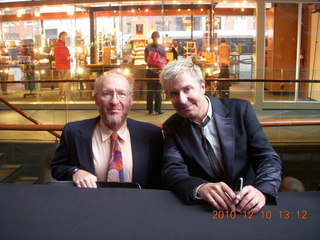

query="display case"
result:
[0,41,10,95]
[185,42,197,56]
[230,53,240,78]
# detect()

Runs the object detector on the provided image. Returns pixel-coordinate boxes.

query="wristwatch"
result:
[72,167,80,175]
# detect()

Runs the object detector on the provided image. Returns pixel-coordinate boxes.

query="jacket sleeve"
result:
[51,123,78,180]
[147,127,164,189]
[243,101,282,203]
[162,122,208,204]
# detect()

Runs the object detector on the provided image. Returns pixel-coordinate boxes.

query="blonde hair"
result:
[160,60,203,88]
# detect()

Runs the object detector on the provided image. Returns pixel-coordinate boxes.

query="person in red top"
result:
[54,31,72,101]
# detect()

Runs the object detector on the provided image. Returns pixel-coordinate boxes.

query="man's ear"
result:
[161,84,168,95]
[200,80,206,94]
[94,94,98,106]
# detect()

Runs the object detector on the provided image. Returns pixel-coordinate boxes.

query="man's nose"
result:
[110,93,120,104]
[178,92,188,104]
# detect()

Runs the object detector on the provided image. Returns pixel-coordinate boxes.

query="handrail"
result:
[1,78,320,83]
[0,124,64,131]
[0,97,60,139]
[0,118,319,139]
[260,119,320,126]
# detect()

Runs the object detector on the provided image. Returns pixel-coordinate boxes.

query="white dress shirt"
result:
[192,96,223,199]
[92,119,133,182]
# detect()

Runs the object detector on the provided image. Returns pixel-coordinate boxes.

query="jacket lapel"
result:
[76,117,99,175]
[127,119,146,185]
[180,118,216,178]
[210,97,235,182]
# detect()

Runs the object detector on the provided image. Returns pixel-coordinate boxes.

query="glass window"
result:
[264,3,298,102]
[298,3,320,102]
[1,1,318,108]
[264,2,320,103]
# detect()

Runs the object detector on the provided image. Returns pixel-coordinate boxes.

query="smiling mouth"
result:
[108,109,122,113]
[179,104,193,111]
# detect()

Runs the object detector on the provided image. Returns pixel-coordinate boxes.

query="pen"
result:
[235,177,243,206]
[236,177,243,194]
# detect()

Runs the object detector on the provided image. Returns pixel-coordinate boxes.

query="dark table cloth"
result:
[0,183,319,240]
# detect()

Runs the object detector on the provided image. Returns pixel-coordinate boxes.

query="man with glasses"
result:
[51,69,164,189]
[159,60,282,214]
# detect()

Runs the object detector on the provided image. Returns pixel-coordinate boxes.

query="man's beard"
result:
[101,109,129,128]
[105,115,125,126]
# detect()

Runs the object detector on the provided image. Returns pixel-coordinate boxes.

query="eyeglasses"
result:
[99,91,131,101]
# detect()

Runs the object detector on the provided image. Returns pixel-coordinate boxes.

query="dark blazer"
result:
[51,117,164,189]
[162,97,282,204]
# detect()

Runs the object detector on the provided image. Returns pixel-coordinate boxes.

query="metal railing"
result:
[1,118,320,139]
[1,78,319,141]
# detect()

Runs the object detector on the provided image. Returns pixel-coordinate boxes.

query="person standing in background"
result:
[130,40,147,66]
[217,38,231,68]
[217,38,231,96]
[54,31,72,101]
[144,31,166,114]
[130,40,147,101]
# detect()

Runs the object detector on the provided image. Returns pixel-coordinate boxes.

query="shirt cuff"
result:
[192,183,206,200]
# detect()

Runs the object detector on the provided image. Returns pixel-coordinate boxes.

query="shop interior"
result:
[0,1,319,106]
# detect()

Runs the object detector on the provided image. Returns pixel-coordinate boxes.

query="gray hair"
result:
[159,60,203,88]
[94,69,135,94]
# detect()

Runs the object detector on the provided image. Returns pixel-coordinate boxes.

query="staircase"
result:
[0,153,39,184]
[14,176,39,184]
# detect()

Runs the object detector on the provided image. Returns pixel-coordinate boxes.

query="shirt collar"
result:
[99,119,128,142]
[192,95,213,127]
[205,95,213,120]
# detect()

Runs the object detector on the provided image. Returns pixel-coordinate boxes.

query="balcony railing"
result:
[1,78,319,143]
[1,78,320,106]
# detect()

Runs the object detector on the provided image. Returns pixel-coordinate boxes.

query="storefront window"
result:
[0,1,319,108]
[299,3,320,102]
[264,3,298,102]
[264,2,320,103]
[0,2,257,75]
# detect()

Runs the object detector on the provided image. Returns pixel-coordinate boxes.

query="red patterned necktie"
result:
[107,132,124,182]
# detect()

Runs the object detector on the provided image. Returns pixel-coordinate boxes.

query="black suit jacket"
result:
[162,97,282,203]
[51,117,164,189]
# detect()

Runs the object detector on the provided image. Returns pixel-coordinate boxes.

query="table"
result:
[0,184,319,240]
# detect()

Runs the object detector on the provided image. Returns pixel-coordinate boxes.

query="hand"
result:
[198,182,237,212]
[235,185,266,213]
[72,169,97,188]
